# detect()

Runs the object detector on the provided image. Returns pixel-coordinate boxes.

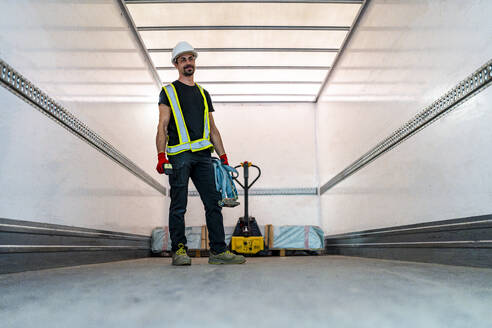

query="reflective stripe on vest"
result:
[163,83,213,156]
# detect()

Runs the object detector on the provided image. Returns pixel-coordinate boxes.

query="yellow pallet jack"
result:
[230,161,264,254]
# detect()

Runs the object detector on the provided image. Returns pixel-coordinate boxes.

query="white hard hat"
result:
[171,41,198,64]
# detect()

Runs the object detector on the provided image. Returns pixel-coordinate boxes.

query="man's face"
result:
[174,53,195,76]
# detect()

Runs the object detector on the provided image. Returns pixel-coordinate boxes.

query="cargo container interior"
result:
[1,0,491,327]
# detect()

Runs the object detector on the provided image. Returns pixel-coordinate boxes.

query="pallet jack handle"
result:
[233,161,261,235]
[233,161,261,190]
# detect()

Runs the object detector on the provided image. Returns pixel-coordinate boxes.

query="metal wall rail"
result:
[0,59,167,196]
[189,188,317,196]
[320,59,492,194]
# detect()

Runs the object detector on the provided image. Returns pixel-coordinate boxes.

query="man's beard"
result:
[183,65,195,76]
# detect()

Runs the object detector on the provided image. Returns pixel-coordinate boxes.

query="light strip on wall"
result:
[156,66,331,70]
[0,58,167,196]
[320,59,492,194]
[138,25,350,31]
[126,0,363,3]
[148,47,339,53]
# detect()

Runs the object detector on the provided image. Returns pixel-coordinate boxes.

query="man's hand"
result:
[220,153,229,166]
[156,152,171,174]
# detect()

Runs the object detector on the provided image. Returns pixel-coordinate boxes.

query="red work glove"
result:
[156,152,170,174]
[220,153,229,166]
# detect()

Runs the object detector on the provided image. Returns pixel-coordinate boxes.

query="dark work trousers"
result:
[168,150,227,254]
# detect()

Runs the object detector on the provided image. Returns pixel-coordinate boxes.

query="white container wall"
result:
[212,103,317,189]
[317,0,492,234]
[318,89,492,235]
[0,91,167,235]
[185,102,320,227]
[64,101,162,178]
[0,0,167,235]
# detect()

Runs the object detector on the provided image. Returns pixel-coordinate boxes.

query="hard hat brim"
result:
[172,50,198,64]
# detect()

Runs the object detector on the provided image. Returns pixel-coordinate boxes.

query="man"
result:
[155,41,246,266]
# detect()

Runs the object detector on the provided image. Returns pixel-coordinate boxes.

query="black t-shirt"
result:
[158,80,214,147]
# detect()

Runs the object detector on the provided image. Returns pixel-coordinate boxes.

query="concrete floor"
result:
[1,256,492,328]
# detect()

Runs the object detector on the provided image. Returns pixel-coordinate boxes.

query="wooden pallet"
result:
[188,249,210,257]
[269,249,323,256]
[189,225,209,257]
[264,224,274,249]
[265,224,287,256]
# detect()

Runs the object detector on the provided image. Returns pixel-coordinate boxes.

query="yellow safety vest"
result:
[163,83,214,156]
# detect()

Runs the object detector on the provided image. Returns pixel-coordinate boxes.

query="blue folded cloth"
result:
[212,158,240,207]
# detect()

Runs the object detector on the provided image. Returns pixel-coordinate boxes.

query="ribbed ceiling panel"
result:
[126,0,362,102]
